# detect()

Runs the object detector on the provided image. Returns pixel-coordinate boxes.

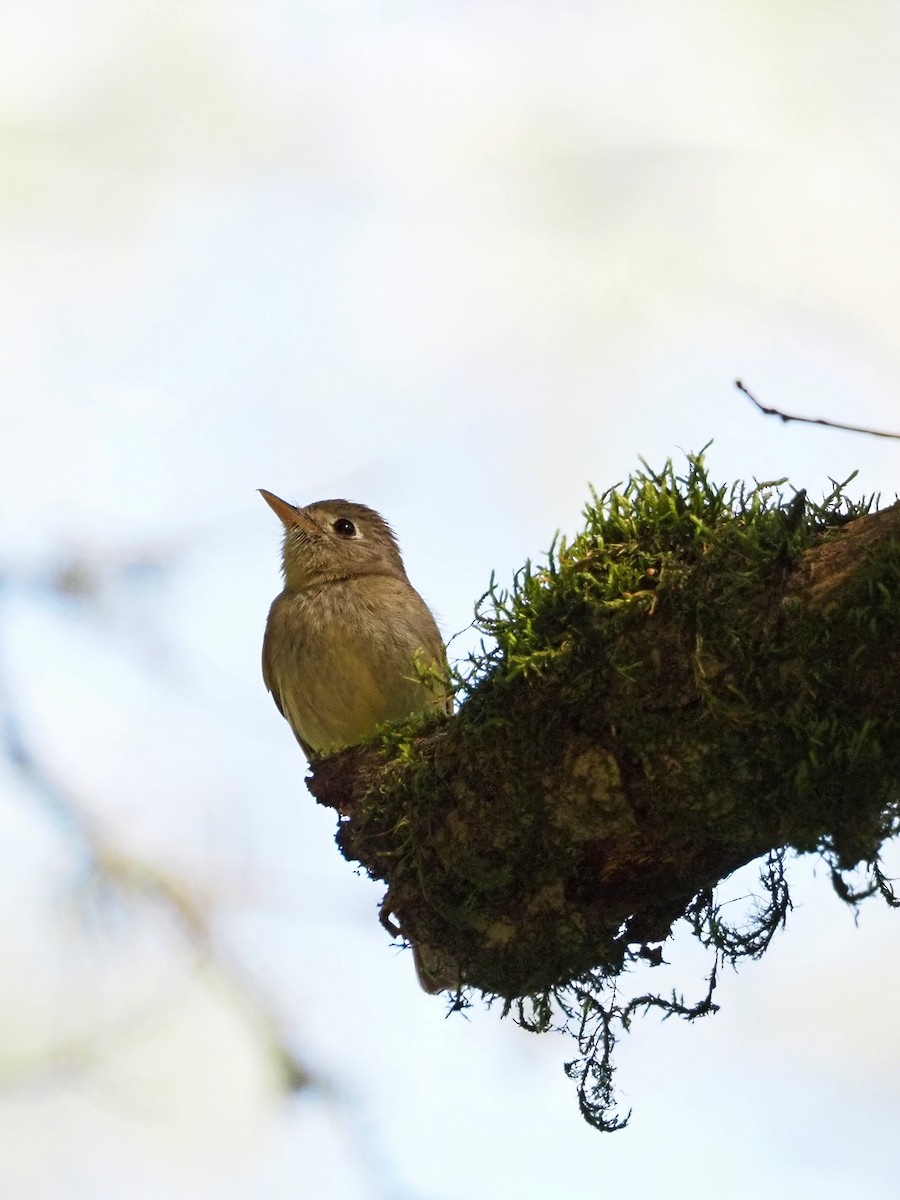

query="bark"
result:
[307,498,900,998]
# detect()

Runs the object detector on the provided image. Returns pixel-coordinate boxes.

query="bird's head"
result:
[259,490,408,588]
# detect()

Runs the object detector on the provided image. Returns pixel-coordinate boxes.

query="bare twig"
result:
[736,379,900,440]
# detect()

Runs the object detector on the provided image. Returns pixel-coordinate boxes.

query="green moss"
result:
[332,450,900,1131]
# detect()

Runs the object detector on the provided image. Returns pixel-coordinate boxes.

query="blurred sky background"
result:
[3,1,900,1197]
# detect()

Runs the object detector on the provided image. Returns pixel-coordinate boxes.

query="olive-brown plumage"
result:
[260,490,454,990]
[261,494,449,756]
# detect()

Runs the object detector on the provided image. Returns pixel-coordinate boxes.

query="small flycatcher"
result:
[260,490,454,990]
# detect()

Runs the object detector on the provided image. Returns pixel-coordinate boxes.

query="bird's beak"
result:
[258,489,320,534]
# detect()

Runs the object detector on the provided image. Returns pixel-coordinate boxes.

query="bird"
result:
[260,489,455,991]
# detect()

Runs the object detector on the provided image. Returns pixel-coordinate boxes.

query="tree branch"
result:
[307,461,900,1001]
[736,379,900,439]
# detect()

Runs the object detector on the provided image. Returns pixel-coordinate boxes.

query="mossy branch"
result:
[307,453,900,1130]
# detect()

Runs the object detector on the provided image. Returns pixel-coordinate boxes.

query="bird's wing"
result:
[262,601,317,760]
[261,624,285,716]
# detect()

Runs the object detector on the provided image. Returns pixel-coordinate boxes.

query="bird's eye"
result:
[333,518,356,537]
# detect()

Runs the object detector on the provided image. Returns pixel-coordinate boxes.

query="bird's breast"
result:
[263,575,447,756]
